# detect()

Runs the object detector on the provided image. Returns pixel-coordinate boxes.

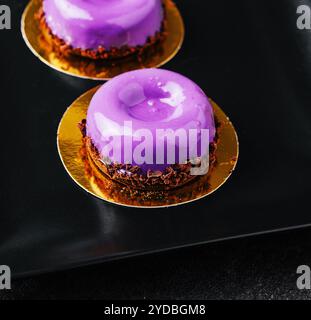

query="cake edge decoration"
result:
[78,119,220,191]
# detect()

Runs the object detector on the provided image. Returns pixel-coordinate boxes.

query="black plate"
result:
[1,0,311,278]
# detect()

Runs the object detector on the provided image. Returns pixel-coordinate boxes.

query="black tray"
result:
[1,0,311,278]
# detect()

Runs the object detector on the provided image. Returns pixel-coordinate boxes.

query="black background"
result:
[1,0,311,299]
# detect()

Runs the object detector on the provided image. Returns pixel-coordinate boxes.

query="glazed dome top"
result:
[43,0,163,50]
[86,68,216,171]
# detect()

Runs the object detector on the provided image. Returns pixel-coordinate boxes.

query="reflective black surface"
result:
[1,0,311,278]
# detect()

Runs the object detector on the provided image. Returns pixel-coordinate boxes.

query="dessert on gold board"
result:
[57,79,238,207]
[22,0,184,79]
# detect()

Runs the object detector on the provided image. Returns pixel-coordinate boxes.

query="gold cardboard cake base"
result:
[21,0,185,80]
[57,86,239,208]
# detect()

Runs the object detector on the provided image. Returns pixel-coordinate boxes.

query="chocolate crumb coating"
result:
[36,2,167,61]
[78,120,220,191]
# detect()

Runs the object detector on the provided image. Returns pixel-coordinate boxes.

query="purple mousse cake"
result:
[79,69,218,190]
[37,0,165,59]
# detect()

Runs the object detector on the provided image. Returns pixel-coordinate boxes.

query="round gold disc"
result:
[21,0,185,80]
[57,86,239,208]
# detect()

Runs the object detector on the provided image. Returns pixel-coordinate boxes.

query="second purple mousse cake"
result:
[37,0,165,60]
[79,69,218,190]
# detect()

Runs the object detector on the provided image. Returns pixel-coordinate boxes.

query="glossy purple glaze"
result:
[86,69,216,172]
[43,0,163,50]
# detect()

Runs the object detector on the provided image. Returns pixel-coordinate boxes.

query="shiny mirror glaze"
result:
[43,0,163,50]
[86,69,216,171]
